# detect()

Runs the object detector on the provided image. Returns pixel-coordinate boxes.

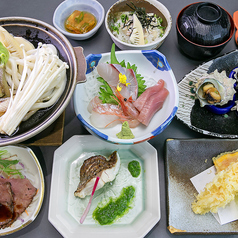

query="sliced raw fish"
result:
[138,88,169,126]
[90,100,124,128]
[120,118,140,128]
[87,96,102,113]
[74,151,120,198]
[133,79,165,111]
[89,96,140,128]
[90,110,121,128]
[97,63,119,87]
[97,63,138,100]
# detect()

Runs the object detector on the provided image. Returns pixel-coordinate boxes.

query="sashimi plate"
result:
[48,135,160,238]
[176,50,238,138]
[0,145,44,236]
[73,50,179,144]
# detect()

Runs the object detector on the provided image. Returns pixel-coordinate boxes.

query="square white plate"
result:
[48,135,160,238]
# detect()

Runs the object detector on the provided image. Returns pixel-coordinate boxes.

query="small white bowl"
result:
[53,0,104,40]
[73,50,179,145]
[105,0,172,50]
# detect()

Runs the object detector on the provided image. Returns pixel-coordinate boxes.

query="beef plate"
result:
[0,181,14,227]
[0,178,37,229]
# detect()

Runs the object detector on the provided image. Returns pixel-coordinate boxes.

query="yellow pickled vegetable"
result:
[65,10,97,34]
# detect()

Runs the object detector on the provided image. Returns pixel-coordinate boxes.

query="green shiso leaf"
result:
[98,43,146,103]
[98,77,118,105]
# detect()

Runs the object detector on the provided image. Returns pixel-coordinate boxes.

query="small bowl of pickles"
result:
[53,0,105,40]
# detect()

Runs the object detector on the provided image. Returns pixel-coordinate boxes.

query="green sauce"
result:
[116,121,135,139]
[128,160,141,177]
[92,186,135,225]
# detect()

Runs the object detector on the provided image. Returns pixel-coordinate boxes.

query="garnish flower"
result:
[117,73,130,91]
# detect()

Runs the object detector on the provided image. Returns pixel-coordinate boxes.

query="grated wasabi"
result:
[116,121,135,139]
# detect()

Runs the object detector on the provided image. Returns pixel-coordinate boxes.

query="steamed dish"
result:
[0,26,68,136]
[109,2,165,45]
[73,150,143,225]
[192,150,238,215]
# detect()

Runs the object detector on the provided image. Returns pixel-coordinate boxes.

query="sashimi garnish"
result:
[97,43,146,105]
[97,63,138,101]
[80,176,100,224]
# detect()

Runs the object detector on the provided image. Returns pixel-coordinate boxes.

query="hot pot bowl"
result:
[0,17,86,146]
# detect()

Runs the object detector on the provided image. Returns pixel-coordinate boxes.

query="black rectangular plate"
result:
[165,138,238,235]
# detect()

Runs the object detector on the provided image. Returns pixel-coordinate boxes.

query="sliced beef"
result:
[0,181,14,228]
[0,178,37,229]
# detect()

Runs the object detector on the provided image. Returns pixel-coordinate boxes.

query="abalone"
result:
[195,70,236,107]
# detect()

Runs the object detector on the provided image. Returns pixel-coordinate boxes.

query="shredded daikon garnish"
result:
[192,161,238,214]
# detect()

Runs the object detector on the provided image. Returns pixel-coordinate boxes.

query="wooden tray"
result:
[22,111,65,146]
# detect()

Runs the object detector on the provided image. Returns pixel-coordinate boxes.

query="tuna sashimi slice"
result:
[97,63,138,100]
[138,88,169,126]
[133,79,165,111]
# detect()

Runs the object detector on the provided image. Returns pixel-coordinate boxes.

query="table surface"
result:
[1,0,238,238]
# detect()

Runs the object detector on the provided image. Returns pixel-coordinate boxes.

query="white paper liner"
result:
[190,166,238,225]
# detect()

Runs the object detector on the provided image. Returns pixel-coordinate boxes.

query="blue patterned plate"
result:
[73,50,179,144]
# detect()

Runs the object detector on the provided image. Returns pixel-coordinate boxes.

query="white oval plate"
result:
[0,145,44,236]
[49,135,160,238]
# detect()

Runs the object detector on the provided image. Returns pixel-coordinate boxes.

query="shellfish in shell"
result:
[195,70,236,107]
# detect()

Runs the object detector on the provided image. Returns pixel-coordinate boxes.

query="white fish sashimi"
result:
[90,110,121,128]
[87,96,102,113]
[88,96,141,128]
[97,63,138,100]
[97,63,119,87]
[74,151,120,198]
[89,96,124,128]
